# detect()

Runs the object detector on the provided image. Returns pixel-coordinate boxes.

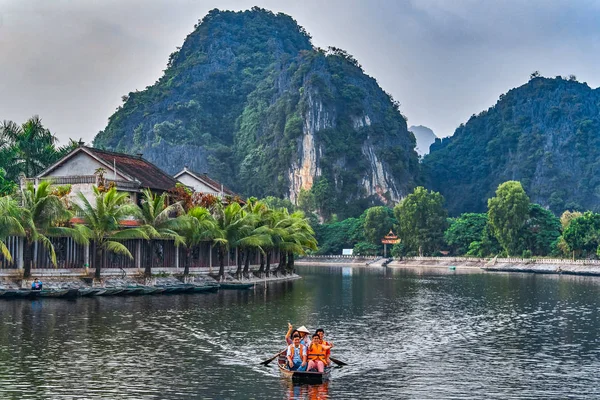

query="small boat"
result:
[39,288,80,298]
[138,287,157,295]
[120,287,145,295]
[151,287,166,295]
[277,356,332,383]
[220,282,255,290]
[79,288,103,297]
[157,285,187,294]
[190,285,219,293]
[101,288,124,296]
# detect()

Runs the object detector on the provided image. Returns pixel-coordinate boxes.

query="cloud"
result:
[1,0,599,143]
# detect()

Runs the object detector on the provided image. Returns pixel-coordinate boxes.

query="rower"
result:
[286,334,307,371]
[285,323,311,347]
[316,328,333,365]
[307,334,331,373]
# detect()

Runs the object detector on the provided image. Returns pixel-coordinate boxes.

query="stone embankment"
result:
[0,267,300,290]
[296,255,380,266]
[299,256,600,276]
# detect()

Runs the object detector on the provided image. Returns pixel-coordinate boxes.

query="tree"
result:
[394,187,447,256]
[363,206,396,248]
[444,213,488,255]
[562,212,600,258]
[73,186,148,279]
[211,202,257,281]
[20,181,88,278]
[0,196,25,263]
[560,210,582,230]
[138,189,186,277]
[0,168,16,196]
[179,206,221,276]
[0,116,63,180]
[522,204,561,256]
[487,181,530,256]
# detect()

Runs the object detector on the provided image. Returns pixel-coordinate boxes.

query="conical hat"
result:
[296,325,310,334]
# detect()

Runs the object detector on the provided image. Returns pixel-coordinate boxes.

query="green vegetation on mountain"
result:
[424,76,600,216]
[93,8,420,219]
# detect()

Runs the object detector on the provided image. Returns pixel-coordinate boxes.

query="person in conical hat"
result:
[285,323,312,347]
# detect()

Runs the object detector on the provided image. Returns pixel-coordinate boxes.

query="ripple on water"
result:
[1,268,600,399]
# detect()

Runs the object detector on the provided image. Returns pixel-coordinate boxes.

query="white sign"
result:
[342,249,353,255]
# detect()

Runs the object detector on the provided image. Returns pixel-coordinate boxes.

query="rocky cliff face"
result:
[93,8,420,218]
[425,77,600,215]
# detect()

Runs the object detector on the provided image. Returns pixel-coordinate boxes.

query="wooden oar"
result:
[260,350,285,366]
[329,356,348,366]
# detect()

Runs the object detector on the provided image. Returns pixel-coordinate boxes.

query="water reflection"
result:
[0,266,599,398]
[282,380,330,399]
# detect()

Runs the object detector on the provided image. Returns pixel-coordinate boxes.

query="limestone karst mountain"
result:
[93,8,420,218]
[425,76,600,215]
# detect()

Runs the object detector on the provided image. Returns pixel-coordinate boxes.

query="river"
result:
[1,265,599,399]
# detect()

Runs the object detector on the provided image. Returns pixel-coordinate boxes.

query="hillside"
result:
[93,8,420,218]
[424,76,600,215]
[409,125,437,156]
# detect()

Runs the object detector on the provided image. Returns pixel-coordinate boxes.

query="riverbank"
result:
[0,268,300,291]
[298,256,600,276]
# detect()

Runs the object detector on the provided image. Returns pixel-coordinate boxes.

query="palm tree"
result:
[0,196,26,263]
[211,202,270,281]
[0,116,62,180]
[178,206,222,276]
[72,186,148,279]
[243,199,273,278]
[275,210,317,275]
[20,181,88,278]
[138,189,186,277]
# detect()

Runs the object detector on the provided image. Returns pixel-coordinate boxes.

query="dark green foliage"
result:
[487,181,530,256]
[424,77,600,215]
[0,168,16,196]
[445,213,488,255]
[394,187,447,256]
[314,212,366,255]
[93,9,419,215]
[0,116,72,184]
[522,203,561,256]
[562,211,600,257]
[363,206,397,246]
[353,241,379,256]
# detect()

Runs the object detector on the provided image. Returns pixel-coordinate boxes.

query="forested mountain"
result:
[424,76,600,215]
[408,125,437,156]
[93,8,420,218]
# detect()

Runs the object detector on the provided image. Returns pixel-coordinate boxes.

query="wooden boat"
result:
[157,285,187,294]
[151,287,166,295]
[191,285,219,293]
[220,282,255,290]
[39,288,80,298]
[277,356,332,383]
[79,288,105,296]
[101,288,124,296]
[90,289,108,296]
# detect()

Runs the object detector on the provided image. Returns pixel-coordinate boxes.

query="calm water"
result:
[1,266,600,399]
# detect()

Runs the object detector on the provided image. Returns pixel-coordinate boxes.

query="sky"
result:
[1,0,600,145]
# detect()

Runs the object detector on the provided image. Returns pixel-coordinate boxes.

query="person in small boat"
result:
[315,328,333,365]
[286,334,307,371]
[285,323,311,346]
[307,334,332,373]
[31,279,42,291]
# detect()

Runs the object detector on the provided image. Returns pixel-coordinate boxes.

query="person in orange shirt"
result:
[315,328,333,365]
[307,334,332,373]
